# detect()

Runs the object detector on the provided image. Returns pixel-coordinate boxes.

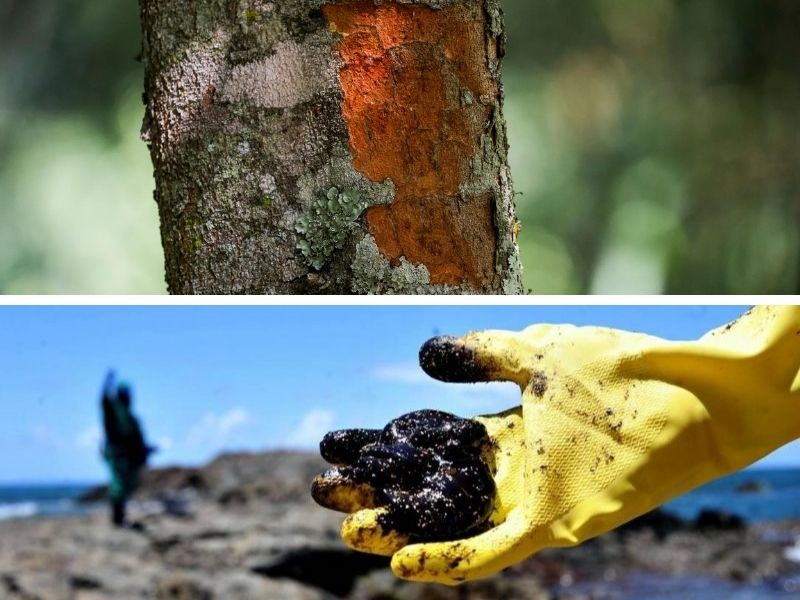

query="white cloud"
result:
[453,383,520,413]
[286,409,335,448]
[369,363,430,385]
[368,362,521,414]
[76,425,101,449]
[28,424,66,449]
[186,407,251,446]
[217,407,249,436]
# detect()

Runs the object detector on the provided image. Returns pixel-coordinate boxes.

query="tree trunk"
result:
[140,0,523,294]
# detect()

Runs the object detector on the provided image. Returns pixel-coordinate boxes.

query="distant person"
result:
[100,370,153,528]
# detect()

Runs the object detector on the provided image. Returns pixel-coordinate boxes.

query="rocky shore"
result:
[1,451,798,599]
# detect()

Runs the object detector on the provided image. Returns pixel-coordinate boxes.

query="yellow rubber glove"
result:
[316,305,800,585]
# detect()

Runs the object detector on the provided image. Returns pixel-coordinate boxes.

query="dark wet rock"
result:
[617,507,746,538]
[76,485,107,504]
[3,451,799,599]
[251,548,388,597]
[736,480,769,494]
[0,575,24,596]
[79,466,207,504]
[694,509,746,532]
[617,508,686,540]
[204,452,329,504]
[68,574,102,590]
[80,451,329,508]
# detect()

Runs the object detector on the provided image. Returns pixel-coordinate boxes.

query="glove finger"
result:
[311,468,379,513]
[312,442,434,513]
[341,507,411,556]
[390,508,535,585]
[320,428,381,465]
[419,331,535,387]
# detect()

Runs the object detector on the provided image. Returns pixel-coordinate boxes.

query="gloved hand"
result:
[312,306,800,584]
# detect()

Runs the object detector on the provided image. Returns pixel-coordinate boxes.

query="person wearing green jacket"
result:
[100,371,152,528]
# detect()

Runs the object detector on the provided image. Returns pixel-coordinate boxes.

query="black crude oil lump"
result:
[314,409,495,541]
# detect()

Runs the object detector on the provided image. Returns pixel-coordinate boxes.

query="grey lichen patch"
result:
[241,0,276,25]
[484,2,504,37]
[296,150,395,208]
[502,250,524,294]
[259,173,280,204]
[296,187,366,270]
[484,2,505,63]
[220,34,337,108]
[496,166,524,293]
[351,235,431,294]
[351,235,476,294]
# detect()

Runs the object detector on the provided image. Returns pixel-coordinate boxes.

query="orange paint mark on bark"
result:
[323,1,498,287]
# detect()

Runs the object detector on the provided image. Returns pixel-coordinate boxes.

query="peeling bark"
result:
[140,0,523,294]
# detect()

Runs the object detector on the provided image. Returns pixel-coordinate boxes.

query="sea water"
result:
[0,483,97,520]
[665,467,800,523]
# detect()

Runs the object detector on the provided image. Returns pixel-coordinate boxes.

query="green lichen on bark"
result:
[296,186,365,270]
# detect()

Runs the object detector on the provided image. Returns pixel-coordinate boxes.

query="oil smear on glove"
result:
[312,410,496,542]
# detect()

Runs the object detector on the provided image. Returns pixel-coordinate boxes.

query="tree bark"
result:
[140,0,523,294]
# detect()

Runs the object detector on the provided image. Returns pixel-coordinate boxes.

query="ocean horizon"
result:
[1,466,799,524]
[0,483,99,521]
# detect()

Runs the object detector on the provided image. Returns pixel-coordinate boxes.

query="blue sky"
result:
[0,305,797,483]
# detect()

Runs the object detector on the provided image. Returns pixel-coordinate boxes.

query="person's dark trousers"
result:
[111,499,126,526]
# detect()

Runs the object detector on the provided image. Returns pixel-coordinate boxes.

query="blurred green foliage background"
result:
[1,0,798,293]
